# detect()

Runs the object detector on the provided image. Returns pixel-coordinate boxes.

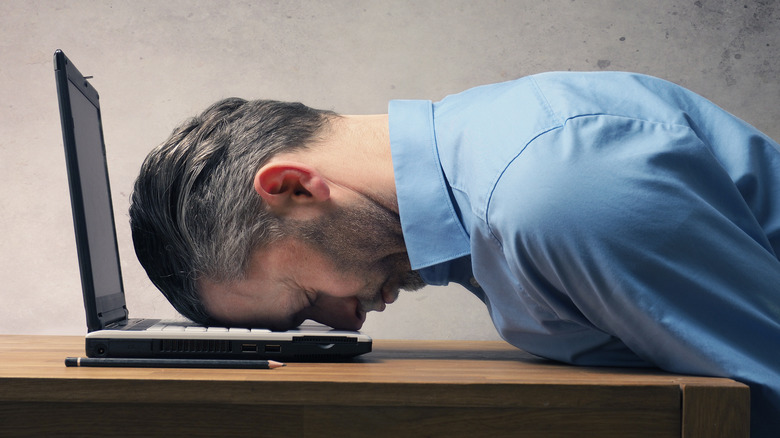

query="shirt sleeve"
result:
[487,114,780,434]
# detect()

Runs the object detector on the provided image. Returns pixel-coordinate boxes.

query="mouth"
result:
[359,300,386,314]
[353,278,401,325]
[357,283,392,316]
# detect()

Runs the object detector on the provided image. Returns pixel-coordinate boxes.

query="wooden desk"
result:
[0,335,748,437]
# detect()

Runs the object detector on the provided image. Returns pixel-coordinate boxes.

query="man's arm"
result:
[489,114,780,435]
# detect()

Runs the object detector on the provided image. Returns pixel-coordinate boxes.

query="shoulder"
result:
[485,115,708,249]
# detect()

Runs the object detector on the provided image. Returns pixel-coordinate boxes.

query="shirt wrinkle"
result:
[429,108,471,248]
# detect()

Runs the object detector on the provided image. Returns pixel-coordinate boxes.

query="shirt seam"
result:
[483,113,702,247]
[482,77,562,248]
[530,76,563,124]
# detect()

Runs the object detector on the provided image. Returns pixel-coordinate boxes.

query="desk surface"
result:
[0,335,749,437]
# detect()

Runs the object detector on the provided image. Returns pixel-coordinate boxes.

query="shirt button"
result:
[469,277,481,289]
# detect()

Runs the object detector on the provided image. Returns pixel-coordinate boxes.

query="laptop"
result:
[53,49,371,361]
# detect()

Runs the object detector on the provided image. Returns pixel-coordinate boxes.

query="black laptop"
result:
[53,49,371,361]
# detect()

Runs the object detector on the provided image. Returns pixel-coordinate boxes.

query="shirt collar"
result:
[389,99,471,273]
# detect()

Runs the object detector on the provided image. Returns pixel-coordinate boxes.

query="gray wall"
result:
[1,0,778,338]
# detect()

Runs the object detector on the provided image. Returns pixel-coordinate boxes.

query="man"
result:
[131,72,779,436]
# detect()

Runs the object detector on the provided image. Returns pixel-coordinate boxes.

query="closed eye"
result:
[285,288,318,328]
[304,289,318,306]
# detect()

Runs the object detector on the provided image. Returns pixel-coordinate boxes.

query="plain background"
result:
[1,0,778,339]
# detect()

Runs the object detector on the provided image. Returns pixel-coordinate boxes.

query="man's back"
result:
[390,72,780,436]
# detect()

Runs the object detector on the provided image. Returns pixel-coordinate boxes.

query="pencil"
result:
[65,357,285,369]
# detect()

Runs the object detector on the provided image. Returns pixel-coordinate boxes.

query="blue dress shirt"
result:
[389,72,780,436]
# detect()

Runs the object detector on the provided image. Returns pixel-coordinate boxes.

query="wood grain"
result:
[0,335,749,437]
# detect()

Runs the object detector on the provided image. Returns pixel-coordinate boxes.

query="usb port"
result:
[241,343,258,353]
[264,344,281,353]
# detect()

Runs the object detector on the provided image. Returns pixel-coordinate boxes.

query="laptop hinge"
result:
[98,307,129,331]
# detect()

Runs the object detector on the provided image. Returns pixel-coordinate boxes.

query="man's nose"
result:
[308,295,365,331]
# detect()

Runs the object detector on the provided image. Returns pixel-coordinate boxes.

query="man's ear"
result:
[253,161,331,215]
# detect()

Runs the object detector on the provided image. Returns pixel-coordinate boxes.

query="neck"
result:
[284,114,398,212]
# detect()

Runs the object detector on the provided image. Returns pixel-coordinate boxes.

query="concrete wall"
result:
[1,0,778,339]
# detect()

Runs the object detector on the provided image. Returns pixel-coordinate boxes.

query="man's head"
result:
[130,98,424,330]
[130,98,335,325]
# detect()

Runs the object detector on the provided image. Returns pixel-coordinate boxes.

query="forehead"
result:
[196,237,368,329]
[197,242,301,328]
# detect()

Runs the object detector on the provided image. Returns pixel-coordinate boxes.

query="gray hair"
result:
[129,98,336,324]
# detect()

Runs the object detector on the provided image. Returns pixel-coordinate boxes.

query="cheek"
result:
[298,257,371,298]
[315,273,368,298]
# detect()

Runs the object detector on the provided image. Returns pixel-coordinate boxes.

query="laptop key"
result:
[184,326,208,332]
[205,327,229,332]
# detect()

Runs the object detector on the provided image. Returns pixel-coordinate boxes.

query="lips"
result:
[381,280,399,305]
[354,279,398,322]
[381,290,393,305]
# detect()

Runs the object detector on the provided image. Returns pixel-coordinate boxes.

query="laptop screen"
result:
[66,80,123,301]
[55,50,127,331]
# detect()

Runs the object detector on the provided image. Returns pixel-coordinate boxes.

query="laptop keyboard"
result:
[121,319,335,333]
[145,321,271,333]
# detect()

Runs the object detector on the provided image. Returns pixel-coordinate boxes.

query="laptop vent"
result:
[292,336,357,343]
[294,354,352,361]
[160,339,231,353]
